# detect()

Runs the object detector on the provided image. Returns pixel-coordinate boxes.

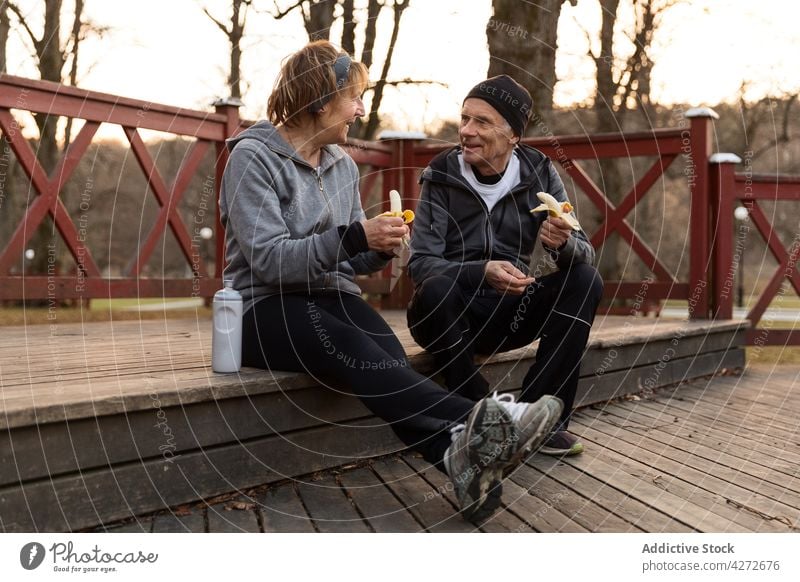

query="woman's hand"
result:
[361,216,409,253]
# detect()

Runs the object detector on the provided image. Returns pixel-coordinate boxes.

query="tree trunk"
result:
[0,5,13,249]
[361,0,408,140]
[304,0,336,40]
[594,0,623,284]
[34,0,65,175]
[340,0,356,55]
[359,0,381,69]
[229,0,245,99]
[0,5,9,73]
[487,0,565,129]
[63,0,84,151]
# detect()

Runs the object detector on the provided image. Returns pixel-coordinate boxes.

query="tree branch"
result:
[203,7,231,35]
[6,1,40,48]
[379,78,448,88]
[751,93,798,161]
[270,0,305,20]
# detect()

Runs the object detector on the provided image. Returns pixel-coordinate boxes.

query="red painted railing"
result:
[2,75,795,344]
[710,156,800,345]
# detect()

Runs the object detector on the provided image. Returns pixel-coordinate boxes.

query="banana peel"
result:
[380,189,415,248]
[530,191,581,231]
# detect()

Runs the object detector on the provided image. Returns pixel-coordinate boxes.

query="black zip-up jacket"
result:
[408,144,595,289]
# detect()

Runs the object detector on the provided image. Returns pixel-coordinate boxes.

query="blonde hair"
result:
[268,41,369,126]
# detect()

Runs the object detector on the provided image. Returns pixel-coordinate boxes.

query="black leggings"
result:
[241,292,475,467]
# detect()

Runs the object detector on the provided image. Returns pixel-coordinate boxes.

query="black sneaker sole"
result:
[458,399,518,520]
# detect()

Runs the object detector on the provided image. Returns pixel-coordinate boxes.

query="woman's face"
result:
[317,89,365,144]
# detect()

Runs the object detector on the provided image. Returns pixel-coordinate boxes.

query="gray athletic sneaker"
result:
[443,398,519,522]
[492,392,564,466]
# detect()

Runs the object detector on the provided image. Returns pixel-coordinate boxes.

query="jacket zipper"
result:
[429,177,532,260]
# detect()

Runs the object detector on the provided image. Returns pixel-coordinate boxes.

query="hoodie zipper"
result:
[313,167,330,291]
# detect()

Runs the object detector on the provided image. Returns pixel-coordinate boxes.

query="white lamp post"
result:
[733,206,749,309]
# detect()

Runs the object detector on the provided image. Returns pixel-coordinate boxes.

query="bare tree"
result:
[271,0,415,139]
[8,0,68,174]
[0,4,9,73]
[487,0,576,128]
[589,0,675,282]
[0,4,13,245]
[5,0,105,278]
[736,85,799,162]
[203,0,253,100]
[340,0,356,55]
[361,0,409,139]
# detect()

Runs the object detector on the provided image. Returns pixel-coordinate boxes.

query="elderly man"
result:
[407,75,603,456]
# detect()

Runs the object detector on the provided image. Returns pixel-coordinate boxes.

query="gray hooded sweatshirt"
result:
[220,121,390,303]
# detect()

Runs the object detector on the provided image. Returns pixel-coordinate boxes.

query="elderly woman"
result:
[219,40,561,522]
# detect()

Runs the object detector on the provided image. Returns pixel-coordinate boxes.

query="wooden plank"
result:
[0,386,392,487]
[508,462,641,532]
[682,379,800,418]
[370,457,475,532]
[402,454,529,533]
[0,419,401,532]
[576,408,800,518]
[587,401,800,498]
[580,325,745,375]
[575,348,745,406]
[525,455,692,533]
[337,466,421,533]
[500,477,588,533]
[0,316,746,427]
[151,511,205,533]
[256,483,315,533]
[571,416,796,532]
[554,451,732,532]
[207,501,260,533]
[101,519,152,533]
[632,398,800,472]
[674,379,800,432]
[295,475,370,533]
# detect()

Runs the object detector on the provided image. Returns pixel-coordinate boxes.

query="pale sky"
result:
[5,0,800,137]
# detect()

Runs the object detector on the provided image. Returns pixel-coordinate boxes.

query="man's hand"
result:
[539,216,573,249]
[484,261,535,295]
[361,216,409,253]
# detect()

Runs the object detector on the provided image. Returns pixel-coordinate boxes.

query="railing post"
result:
[709,153,742,320]
[685,107,719,319]
[213,98,243,281]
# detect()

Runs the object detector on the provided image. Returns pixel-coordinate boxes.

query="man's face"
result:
[459,98,517,176]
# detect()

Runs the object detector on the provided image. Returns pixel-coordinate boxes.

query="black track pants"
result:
[241,292,476,467]
[407,263,603,427]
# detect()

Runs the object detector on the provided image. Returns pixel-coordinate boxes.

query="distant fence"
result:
[1,74,797,345]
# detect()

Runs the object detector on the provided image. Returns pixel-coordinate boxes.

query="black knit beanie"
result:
[464,75,532,137]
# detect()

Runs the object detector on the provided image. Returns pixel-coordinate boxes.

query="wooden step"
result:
[0,314,747,531]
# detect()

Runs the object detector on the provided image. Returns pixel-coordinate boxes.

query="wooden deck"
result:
[0,311,749,532]
[96,365,800,533]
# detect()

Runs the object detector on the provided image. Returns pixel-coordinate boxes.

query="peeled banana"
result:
[381,189,415,248]
[382,190,415,224]
[530,191,581,231]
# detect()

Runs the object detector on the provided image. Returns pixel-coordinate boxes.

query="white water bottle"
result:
[212,279,242,373]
